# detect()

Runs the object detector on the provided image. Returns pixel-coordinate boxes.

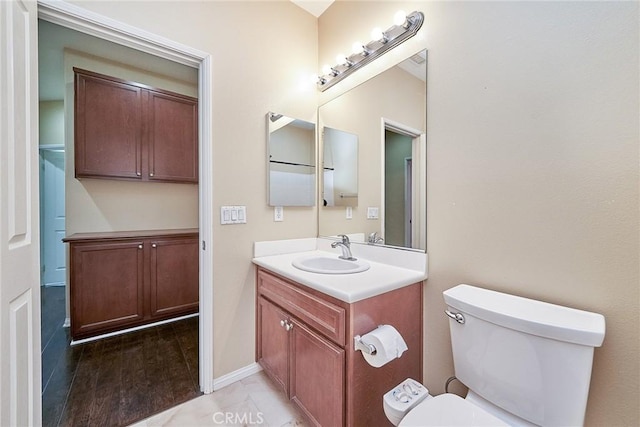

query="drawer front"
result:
[258,269,346,346]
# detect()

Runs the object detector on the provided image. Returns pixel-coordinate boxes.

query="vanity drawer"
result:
[257,269,346,346]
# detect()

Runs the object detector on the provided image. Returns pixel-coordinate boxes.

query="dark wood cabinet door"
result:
[257,297,290,397]
[147,90,198,183]
[290,320,345,427]
[149,237,199,318]
[70,240,145,339]
[74,68,198,184]
[74,70,142,180]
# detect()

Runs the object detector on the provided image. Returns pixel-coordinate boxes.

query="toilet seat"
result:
[399,393,509,427]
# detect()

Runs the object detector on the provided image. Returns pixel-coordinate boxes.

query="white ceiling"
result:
[290,0,334,17]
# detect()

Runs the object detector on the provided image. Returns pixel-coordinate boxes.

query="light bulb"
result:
[321,64,332,75]
[370,27,384,41]
[394,10,407,26]
[352,42,364,55]
[335,53,347,65]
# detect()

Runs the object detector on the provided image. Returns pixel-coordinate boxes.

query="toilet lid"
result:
[399,393,509,427]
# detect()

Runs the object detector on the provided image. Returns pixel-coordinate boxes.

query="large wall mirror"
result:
[268,112,316,207]
[318,50,427,251]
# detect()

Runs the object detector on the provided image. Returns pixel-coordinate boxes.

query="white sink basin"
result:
[292,255,370,274]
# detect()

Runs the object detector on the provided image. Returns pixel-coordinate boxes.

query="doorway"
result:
[39,147,66,288]
[382,119,425,250]
[384,129,413,247]
[36,2,214,424]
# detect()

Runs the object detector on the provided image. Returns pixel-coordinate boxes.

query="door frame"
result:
[37,0,215,393]
[404,156,412,247]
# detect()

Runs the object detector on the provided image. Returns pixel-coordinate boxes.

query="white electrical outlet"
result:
[367,207,379,219]
[346,206,353,219]
[274,206,284,222]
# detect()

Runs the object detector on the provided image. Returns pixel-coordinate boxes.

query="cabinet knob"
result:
[280,319,293,331]
[152,243,157,248]
[150,173,154,177]
[138,244,143,249]
[285,321,294,331]
[136,172,141,176]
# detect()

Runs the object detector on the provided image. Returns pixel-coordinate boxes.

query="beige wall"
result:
[322,1,639,426]
[62,1,639,425]
[66,0,319,378]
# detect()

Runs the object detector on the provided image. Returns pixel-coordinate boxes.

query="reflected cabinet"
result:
[74,68,198,183]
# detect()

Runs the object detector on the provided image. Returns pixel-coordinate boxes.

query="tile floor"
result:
[130,371,307,427]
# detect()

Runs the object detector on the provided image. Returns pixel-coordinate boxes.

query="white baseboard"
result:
[212,362,263,392]
[63,317,70,328]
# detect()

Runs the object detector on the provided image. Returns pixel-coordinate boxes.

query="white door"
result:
[0,0,42,425]
[40,149,65,287]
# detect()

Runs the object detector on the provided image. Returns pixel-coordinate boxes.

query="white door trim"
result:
[37,0,215,393]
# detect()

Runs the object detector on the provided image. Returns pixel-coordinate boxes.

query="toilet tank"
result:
[443,284,605,427]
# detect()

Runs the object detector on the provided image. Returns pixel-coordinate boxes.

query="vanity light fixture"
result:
[316,10,424,91]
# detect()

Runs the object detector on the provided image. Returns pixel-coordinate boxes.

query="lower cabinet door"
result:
[70,240,145,339]
[257,297,290,396]
[149,237,199,318]
[290,319,345,427]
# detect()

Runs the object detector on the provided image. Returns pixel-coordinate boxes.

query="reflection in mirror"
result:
[322,127,358,207]
[318,50,427,251]
[267,112,316,207]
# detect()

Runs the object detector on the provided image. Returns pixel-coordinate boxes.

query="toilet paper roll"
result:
[361,325,408,368]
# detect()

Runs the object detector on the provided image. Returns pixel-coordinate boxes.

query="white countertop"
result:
[252,238,428,303]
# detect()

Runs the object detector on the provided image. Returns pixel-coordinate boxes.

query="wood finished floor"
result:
[41,286,202,427]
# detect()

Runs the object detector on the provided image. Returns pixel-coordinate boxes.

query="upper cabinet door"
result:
[147,90,198,183]
[73,68,198,184]
[75,70,143,180]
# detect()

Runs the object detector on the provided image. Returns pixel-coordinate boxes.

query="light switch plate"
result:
[221,206,247,224]
[367,207,379,219]
[346,206,353,219]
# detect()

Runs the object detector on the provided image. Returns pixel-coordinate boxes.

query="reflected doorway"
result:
[384,129,413,247]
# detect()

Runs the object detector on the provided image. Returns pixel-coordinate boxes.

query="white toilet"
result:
[384,284,605,426]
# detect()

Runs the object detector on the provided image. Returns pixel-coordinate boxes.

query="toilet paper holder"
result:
[354,334,377,355]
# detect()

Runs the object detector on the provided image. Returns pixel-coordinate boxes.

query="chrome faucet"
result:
[331,234,356,261]
[368,232,384,245]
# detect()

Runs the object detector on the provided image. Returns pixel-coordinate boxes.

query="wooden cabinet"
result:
[290,318,345,427]
[256,268,423,427]
[64,229,199,340]
[74,68,198,183]
[69,239,145,339]
[150,236,199,318]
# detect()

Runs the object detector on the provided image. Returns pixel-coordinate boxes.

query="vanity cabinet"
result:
[256,267,422,427]
[74,68,198,184]
[64,229,199,340]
